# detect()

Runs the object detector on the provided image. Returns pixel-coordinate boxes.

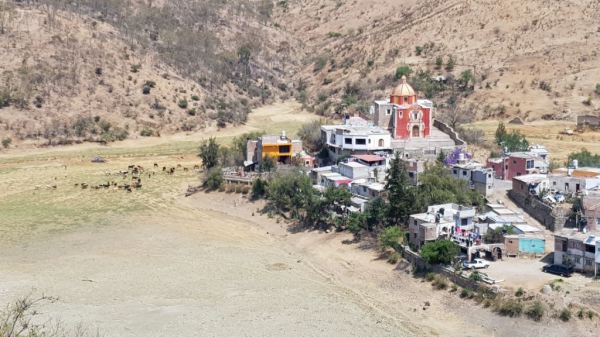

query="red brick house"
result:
[487,152,537,181]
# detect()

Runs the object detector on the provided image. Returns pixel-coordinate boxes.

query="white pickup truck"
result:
[463,258,490,270]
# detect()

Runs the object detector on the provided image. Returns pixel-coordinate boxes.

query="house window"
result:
[526,160,534,169]
[453,169,457,175]
[461,218,468,226]
[517,173,522,176]
[404,97,408,104]
[488,186,492,189]
[368,139,371,144]
[562,241,567,252]
[413,232,417,238]
[462,171,467,176]
[513,160,517,165]
[596,217,600,224]
[586,258,593,266]
[565,183,569,190]
[575,256,582,264]
[398,111,403,118]
[505,165,508,170]
[344,138,352,145]
[553,182,556,186]
[414,220,417,226]
[488,174,491,178]
[355,139,366,145]
[378,139,384,147]
[521,183,524,189]
[386,109,392,115]
[363,186,367,192]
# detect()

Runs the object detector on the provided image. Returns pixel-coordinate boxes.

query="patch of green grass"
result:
[560,308,572,321]
[496,299,524,317]
[525,301,545,321]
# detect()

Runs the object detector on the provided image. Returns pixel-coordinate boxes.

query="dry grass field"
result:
[467,120,600,162]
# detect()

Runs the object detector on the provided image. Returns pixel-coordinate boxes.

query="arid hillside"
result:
[276,0,600,122]
[2,0,600,148]
[0,1,302,146]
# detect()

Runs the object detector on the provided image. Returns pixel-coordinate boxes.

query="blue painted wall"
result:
[519,239,545,253]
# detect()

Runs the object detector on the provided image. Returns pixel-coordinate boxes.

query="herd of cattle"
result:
[34,162,202,193]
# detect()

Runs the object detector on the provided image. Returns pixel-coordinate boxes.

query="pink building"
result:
[486,153,537,181]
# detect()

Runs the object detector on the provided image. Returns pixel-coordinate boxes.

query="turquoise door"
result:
[519,239,545,253]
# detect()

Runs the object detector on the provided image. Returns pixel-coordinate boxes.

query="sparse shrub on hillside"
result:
[515,287,524,297]
[496,299,524,317]
[178,99,188,109]
[140,129,154,137]
[560,308,572,321]
[145,80,156,88]
[95,67,102,75]
[188,109,196,116]
[525,301,545,321]
[446,57,455,71]
[327,31,342,38]
[130,64,141,73]
[314,57,328,72]
[34,96,44,108]
[191,95,199,101]
[2,138,11,148]
[415,46,423,56]
[323,78,333,85]
[583,97,593,106]
[143,86,151,94]
[205,168,224,190]
[539,81,552,92]
[435,57,443,69]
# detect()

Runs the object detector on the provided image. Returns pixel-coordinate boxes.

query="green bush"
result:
[560,308,572,322]
[140,129,154,137]
[525,301,545,321]
[469,271,482,281]
[178,99,188,109]
[143,86,151,94]
[145,80,156,88]
[2,138,11,148]
[131,64,141,73]
[587,310,595,319]
[425,273,436,282]
[242,186,250,194]
[206,168,224,190]
[460,288,474,299]
[225,184,235,193]
[188,109,196,116]
[515,287,524,297]
[191,95,199,101]
[323,78,333,85]
[497,299,524,317]
[388,251,401,264]
[235,184,243,193]
[252,179,268,198]
[95,67,103,75]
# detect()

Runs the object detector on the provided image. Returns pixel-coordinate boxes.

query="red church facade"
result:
[372,76,433,140]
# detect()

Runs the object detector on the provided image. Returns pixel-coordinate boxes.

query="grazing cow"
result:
[124,184,131,189]
[118,185,124,190]
[74,183,79,187]
[154,163,158,168]
[162,167,166,171]
[81,183,89,189]
[47,185,57,190]
[193,165,200,170]
[183,167,189,172]
[113,187,118,192]
[126,188,132,193]
[34,185,41,190]
[177,164,182,168]
[105,171,111,176]
[128,165,135,170]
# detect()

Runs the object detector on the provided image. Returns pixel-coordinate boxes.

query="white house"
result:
[321,123,392,161]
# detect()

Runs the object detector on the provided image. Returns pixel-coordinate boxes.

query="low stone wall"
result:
[433,119,466,147]
[508,190,569,232]
[577,115,600,131]
[401,247,483,290]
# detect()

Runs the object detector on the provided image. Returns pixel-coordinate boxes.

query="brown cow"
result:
[193,165,200,170]
[154,163,159,168]
[162,167,167,172]
[183,167,189,172]
[177,164,182,168]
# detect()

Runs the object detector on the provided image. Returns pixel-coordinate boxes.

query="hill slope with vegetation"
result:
[0,0,302,146]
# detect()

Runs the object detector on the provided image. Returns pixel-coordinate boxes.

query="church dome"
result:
[391,76,415,97]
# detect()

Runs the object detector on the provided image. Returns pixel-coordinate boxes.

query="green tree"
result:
[260,155,276,173]
[252,178,268,198]
[298,118,330,151]
[494,121,507,145]
[421,240,459,265]
[568,148,600,168]
[395,65,413,79]
[385,155,414,225]
[324,185,352,207]
[218,146,233,167]
[365,197,389,232]
[415,46,423,56]
[205,168,223,190]
[199,137,219,169]
[347,211,367,235]
[379,226,405,252]
[436,151,445,165]
[266,171,317,220]
[460,70,475,88]
[231,131,266,165]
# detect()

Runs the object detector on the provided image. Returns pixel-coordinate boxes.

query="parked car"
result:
[463,258,490,270]
[542,264,573,277]
[91,157,107,163]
